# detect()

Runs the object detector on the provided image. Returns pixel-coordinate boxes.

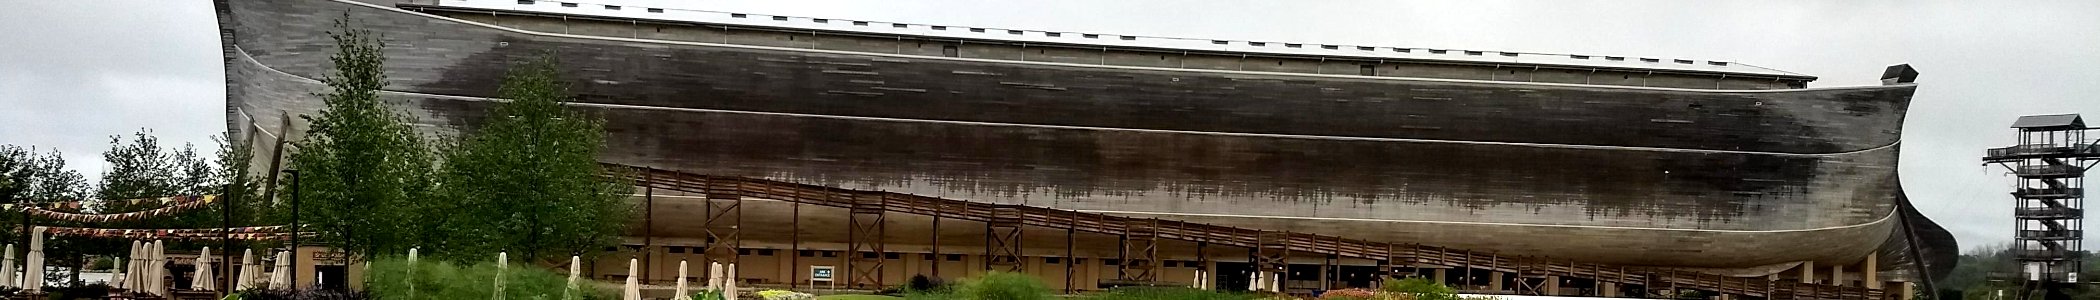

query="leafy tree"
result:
[285,16,438,261]
[432,55,633,263]
[0,145,90,286]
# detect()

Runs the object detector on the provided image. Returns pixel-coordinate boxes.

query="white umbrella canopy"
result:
[723,264,738,300]
[235,249,254,290]
[562,255,578,300]
[675,260,689,297]
[153,240,164,293]
[193,247,215,291]
[706,262,722,291]
[622,258,640,300]
[122,241,139,290]
[24,227,43,292]
[269,250,291,290]
[494,252,507,300]
[1,244,16,289]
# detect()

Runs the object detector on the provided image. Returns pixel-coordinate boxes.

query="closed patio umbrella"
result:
[724,264,739,300]
[24,227,43,293]
[622,258,640,300]
[493,252,507,300]
[1,244,14,289]
[563,255,579,300]
[269,250,290,290]
[193,247,215,291]
[675,260,689,297]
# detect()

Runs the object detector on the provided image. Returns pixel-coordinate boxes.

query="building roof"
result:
[2011,114,2085,130]
[434,0,1815,79]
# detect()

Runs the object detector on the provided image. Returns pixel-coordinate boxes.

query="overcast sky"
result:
[3,0,2098,250]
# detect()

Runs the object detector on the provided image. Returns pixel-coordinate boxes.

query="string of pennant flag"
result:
[2,195,218,211]
[30,226,301,241]
[14,197,218,223]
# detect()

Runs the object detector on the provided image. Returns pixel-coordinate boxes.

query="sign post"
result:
[811,266,836,290]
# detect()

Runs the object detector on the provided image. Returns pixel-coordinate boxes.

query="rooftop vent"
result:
[969,28,985,32]
[1640,58,1660,63]
[1248,42,1265,46]
[1708,61,1729,66]
[1357,46,1374,51]
[772,16,787,21]
[1464,51,1484,55]
[560,2,576,7]
[517,0,534,4]
[1429,49,1447,54]
[603,5,619,10]
[1394,48,1411,53]
[1571,55,1591,59]
[1606,56,1625,61]
[1008,30,1023,34]
[1500,52,1518,57]
[813,19,828,23]
[1082,34,1099,38]
[730,13,746,18]
[1120,36,1136,40]
[932,26,947,30]
[1045,32,1061,37]
[1212,40,1229,45]
[853,21,869,26]
[646,8,662,13]
[892,23,906,28]
[1321,45,1339,50]
[1674,59,1694,64]
[1285,43,1303,48]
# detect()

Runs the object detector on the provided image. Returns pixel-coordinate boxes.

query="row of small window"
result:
[510,1,1724,67]
[520,1,663,13]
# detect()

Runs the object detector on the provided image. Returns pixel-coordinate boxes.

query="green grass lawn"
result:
[813,294,904,300]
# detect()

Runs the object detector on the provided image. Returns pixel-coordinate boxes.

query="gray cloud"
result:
[6,0,2098,249]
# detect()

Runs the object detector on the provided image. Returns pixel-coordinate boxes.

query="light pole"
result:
[281,169,300,290]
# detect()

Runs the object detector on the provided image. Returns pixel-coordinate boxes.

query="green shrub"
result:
[1318,288,1378,300]
[1085,287,1259,300]
[364,257,614,300]
[689,288,726,300]
[1383,277,1460,300]
[949,272,1050,300]
[87,257,114,271]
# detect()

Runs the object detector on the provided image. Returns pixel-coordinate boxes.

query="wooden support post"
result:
[985,206,1024,272]
[1117,218,1160,282]
[1255,231,1290,291]
[931,208,940,279]
[1545,275,1561,296]
[644,186,654,283]
[1063,212,1075,293]
[789,201,799,288]
[703,183,743,284]
[1196,241,1210,290]
[1433,268,1447,285]
[846,193,886,288]
[1490,272,1504,292]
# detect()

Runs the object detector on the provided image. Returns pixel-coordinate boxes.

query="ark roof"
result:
[429,0,1814,80]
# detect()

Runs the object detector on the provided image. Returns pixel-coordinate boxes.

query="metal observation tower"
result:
[1985,114,2099,300]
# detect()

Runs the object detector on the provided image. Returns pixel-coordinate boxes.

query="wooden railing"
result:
[608,164,1885,300]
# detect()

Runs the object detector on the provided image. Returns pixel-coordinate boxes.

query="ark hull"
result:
[220,0,1947,272]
